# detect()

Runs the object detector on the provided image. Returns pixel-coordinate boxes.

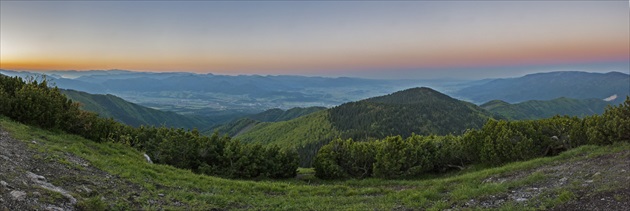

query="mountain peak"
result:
[364,87,453,105]
[402,87,438,93]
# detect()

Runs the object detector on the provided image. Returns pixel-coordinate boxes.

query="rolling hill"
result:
[328,87,499,139]
[208,106,326,136]
[455,71,630,104]
[61,89,215,129]
[236,87,499,166]
[481,97,615,120]
[248,106,327,122]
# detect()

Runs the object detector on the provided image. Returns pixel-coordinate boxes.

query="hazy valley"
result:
[2,69,626,124]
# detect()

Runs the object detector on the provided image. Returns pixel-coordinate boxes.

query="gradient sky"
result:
[1,1,628,79]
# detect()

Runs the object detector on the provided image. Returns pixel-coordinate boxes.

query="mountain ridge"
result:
[207,106,327,136]
[481,97,615,120]
[328,87,499,139]
[61,89,214,129]
[455,71,630,104]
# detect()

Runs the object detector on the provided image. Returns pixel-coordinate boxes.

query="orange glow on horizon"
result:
[2,1,627,77]
[1,37,628,74]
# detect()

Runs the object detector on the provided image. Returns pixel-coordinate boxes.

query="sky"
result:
[0,1,628,79]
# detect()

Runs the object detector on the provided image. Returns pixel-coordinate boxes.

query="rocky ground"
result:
[0,129,148,211]
[456,147,630,210]
[547,151,630,210]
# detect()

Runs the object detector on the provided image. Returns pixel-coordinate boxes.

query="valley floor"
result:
[0,118,629,210]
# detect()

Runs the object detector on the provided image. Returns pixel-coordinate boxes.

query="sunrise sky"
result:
[1,1,628,79]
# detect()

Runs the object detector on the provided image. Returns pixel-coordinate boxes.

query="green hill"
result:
[237,87,498,166]
[208,106,327,136]
[329,87,499,139]
[236,110,340,145]
[481,97,613,120]
[249,106,327,122]
[61,89,214,129]
[209,118,260,136]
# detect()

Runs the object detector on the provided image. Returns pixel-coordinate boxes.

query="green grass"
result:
[76,196,108,211]
[33,186,67,204]
[556,190,576,204]
[1,117,628,210]
[236,110,340,146]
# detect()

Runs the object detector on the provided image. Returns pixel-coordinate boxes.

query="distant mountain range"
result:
[480,97,614,120]
[61,89,214,129]
[455,71,629,104]
[0,69,436,117]
[3,69,627,116]
[2,69,628,147]
[0,68,426,97]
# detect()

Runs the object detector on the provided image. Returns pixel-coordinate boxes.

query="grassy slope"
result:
[61,89,214,129]
[2,117,628,210]
[208,106,327,137]
[208,118,260,137]
[235,110,340,147]
[249,106,327,122]
[481,97,611,120]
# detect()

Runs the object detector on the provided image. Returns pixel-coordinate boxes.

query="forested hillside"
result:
[61,89,215,129]
[481,97,613,120]
[237,87,499,166]
[314,97,630,179]
[248,107,327,122]
[0,74,298,179]
[329,87,499,139]
[209,106,326,136]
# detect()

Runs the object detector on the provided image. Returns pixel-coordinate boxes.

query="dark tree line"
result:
[0,75,298,179]
[315,98,630,179]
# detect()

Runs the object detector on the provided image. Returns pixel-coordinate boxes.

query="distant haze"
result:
[1,1,628,79]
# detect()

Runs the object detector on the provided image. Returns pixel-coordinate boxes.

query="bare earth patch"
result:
[457,148,630,210]
[0,129,152,210]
